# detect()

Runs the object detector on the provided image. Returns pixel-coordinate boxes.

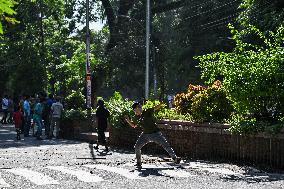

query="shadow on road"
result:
[88,143,112,160]
[220,167,284,183]
[135,167,174,177]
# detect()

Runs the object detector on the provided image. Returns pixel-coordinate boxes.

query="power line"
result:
[199,0,274,31]
[191,0,272,31]
[199,12,240,28]
[184,0,240,21]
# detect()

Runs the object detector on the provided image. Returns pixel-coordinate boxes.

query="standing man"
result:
[125,102,181,168]
[23,95,31,137]
[1,95,9,124]
[34,97,45,140]
[50,97,63,139]
[7,96,14,124]
[94,99,110,151]
[42,95,51,137]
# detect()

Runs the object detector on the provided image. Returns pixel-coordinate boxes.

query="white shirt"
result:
[2,98,8,110]
[51,102,63,118]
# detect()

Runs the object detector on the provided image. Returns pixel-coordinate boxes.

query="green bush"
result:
[156,108,193,121]
[191,81,234,123]
[62,108,88,122]
[142,100,192,121]
[196,25,284,122]
[105,92,134,128]
[229,115,284,135]
[65,90,85,110]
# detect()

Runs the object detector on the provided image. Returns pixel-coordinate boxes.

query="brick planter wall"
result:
[109,120,284,169]
[61,119,92,139]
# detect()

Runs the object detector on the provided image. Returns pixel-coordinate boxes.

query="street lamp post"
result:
[86,0,92,109]
[145,0,150,100]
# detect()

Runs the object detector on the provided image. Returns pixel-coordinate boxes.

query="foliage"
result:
[143,99,193,121]
[196,25,284,122]
[174,84,207,114]
[142,100,162,110]
[105,92,134,129]
[229,115,264,134]
[191,80,234,123]
[238,0,284,32]
[156,108,193,122]
[65,90,85,110]
[62,108,88,122]
[0,0,18,34]
[229,115,284,135]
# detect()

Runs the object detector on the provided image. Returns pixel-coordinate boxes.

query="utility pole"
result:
[145,0,150,100]
[86,0,91,109]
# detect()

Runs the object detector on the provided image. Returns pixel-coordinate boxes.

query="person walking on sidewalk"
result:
[23,95,31,137]
[33,97,45,140]
[50,97,63,139]
[94,99,110,151]
[42,94,51,137]
[125,102,181,168]
[13,106,23,140]
[7,96,14,124]
[1,95,9,124]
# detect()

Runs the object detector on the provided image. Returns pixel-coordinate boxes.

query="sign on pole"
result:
[86,74,91,108]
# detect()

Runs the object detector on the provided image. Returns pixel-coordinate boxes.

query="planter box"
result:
[61,119,92,139]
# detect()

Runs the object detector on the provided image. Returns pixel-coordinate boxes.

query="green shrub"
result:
[196,25,284,122]
[156,108,193,121]
[105,92,134,128]
[191,81,234,123]
[229,115,284,135]
[143,100,193,121]
[65,90,85,110]
[62,108,88,122]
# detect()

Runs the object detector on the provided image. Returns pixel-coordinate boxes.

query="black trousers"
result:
[97,127,106,144]
[0,109,8,123]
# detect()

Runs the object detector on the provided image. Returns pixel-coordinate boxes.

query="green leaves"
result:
[196,24,284,125]
[105,92,134,129]
[0,0,17,34]
[0,0,16,15]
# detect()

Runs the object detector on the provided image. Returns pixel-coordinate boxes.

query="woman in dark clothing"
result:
[94,99,110,151]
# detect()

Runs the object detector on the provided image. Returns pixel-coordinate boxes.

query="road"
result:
[0,124,283,189]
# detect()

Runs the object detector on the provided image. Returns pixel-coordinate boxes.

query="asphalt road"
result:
[0,123,284,189]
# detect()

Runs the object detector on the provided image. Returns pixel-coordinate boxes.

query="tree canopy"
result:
[0,0,283,105]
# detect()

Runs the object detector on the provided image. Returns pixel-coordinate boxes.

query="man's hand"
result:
[124,115,130,122]
[124,115,137,128]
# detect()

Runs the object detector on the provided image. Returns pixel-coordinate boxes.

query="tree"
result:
[196,24,284,120]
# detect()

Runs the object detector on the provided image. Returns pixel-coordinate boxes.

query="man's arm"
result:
[124,116,137,128]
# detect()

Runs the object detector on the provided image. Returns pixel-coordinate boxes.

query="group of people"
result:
[1,93,63,140]
[94,98,181,168]
[2,93,181,168]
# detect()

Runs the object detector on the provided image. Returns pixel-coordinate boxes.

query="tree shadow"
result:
[88,143,112,159]
[219,167,284,183]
